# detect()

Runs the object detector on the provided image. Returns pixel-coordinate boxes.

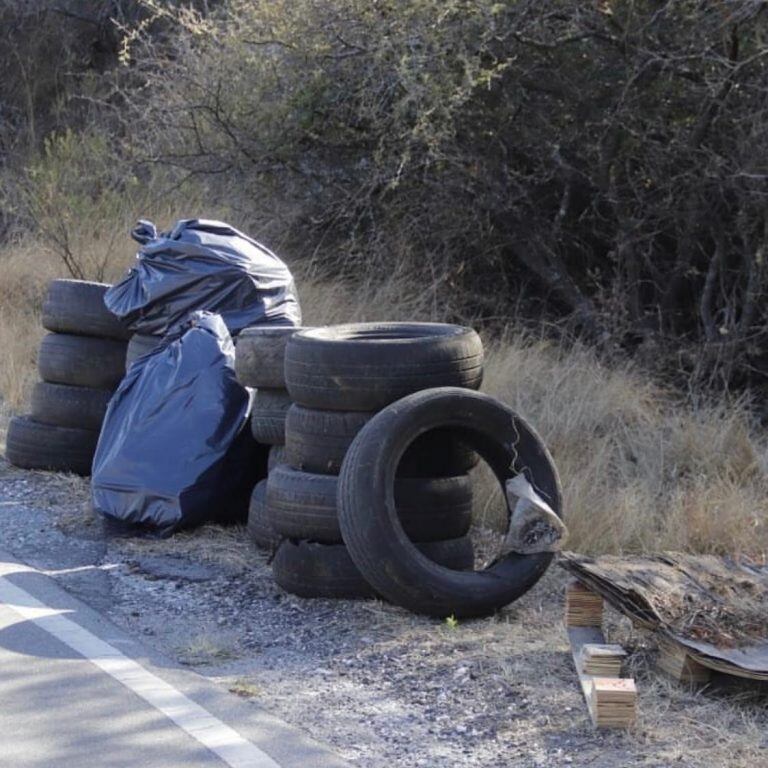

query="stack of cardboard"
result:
[656,636,711,684]
[581,644,626,677]
[590,678,637,728]
[565,579,603,627]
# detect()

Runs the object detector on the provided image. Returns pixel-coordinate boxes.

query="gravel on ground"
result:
[0,452,766,768]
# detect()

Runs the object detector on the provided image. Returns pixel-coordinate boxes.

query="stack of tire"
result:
[5,280,129,475]
[268,322,485,600]
[233,326,309,549]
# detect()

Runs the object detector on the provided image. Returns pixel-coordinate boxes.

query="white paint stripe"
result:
[41,563,120,577]
[0,561,281,768]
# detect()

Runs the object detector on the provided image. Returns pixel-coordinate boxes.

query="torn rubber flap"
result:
[501,474,568,554]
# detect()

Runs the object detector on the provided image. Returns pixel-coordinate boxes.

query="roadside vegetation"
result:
[0,0,766,556]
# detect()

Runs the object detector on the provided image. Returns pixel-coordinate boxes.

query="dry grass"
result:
[295,265,455,327]
[176,634,238,666]
[0,238,54,410]
[1,233,766,558]
[54,500,101,536]
[118,523,259,572]
[479,337,768,555]
[227,678,262,698]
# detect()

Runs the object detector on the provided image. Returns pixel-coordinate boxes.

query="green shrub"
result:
[123,0,768,393]
[3,0,766,394]
[4,130,143,280]
[3,127,193,281]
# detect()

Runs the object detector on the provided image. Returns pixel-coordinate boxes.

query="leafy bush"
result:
[2,125,205,281]
[6,130,145,279]
[0,1,150,156]
[121,0,768,394]
[2,0,767,394]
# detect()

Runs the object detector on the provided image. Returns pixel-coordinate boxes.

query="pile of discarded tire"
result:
[5,280,129,475]
[234,326,308,548]
[268,323,486,599]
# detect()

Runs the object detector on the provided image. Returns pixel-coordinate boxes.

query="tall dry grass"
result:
[1,235,766,556]
[0,237,58,412]
[480,337,767,556]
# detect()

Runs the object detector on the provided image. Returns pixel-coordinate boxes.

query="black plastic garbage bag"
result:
[104,218,302,337]
[91,312,264,536]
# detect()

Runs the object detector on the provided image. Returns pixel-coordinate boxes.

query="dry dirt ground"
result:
[0,455,766,768]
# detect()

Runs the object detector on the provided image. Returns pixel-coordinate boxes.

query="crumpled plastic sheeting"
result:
[91,312,261,536]
[104,218,302,337]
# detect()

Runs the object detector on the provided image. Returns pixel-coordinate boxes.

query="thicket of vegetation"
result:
[4,0,768,397]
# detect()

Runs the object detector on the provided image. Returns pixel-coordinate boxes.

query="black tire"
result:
[30,382,112,431]
[246,480,281,550]
[235,326,309,388]
[250,389,291,446]
[268,446,287,473]
[273,537,474,600]
[126,334,164,367]
[5,415,98,475]
[338,387,563,618]
[285,405,478,476]
[42,279,130,340]
[285,323,483,411]
[38,333,127,390]
[267,465,472,544]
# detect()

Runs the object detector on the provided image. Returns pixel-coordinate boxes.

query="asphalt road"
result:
[0,550,350,768]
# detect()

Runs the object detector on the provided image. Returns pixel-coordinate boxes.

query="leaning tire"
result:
[30,382,112,431]
[267,465,472,544]
[273,537,474,600]
[246,480,281,550]
[42,279,130,340]
[5,415,98,475]
[285,323,483,411]
[285,405,477,476]
[38,333,126,389]
[250,389,291,445]
[235,326,309,388]
[126,333,164,367]
[338,387,563,618]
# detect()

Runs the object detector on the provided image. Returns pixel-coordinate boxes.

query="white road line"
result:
[41,563,120,577]
[0,560,281,768]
